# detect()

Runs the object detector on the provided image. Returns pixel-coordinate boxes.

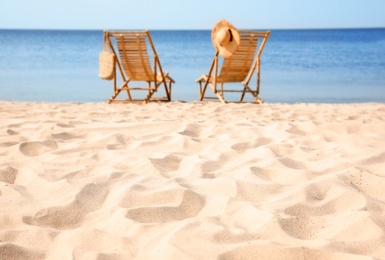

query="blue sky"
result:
[1,0,385,30]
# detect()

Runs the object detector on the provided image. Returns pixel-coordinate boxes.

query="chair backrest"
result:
[109,31,156,81]
[218,30,269,83]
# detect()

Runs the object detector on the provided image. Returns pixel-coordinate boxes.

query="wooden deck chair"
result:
[103,30,174,103]
[196,30,270,103]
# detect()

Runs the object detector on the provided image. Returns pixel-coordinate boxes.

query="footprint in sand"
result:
[341,167,385,202]
[22,183,108,229]
[179,123,202,138]
[231,138,272,153]
[106,134,136,150]
[0,166,18,184]
[56,123,75,128]
[0,244,45,260]
[201,160,221,174]
[51,132,79,141]
[149,154,182,176]
[277,157,306,170]
[125,190,205,223]
[19,140,58,157]
[279,183,367,240]
[219,243,367,260]
[7,129,18,135]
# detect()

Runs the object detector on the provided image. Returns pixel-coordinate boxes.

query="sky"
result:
[1,0,385,30]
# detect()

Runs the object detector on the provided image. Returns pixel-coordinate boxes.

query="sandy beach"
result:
[1,101,385,259]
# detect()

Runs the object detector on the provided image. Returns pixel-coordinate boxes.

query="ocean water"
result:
[0,28,384,103]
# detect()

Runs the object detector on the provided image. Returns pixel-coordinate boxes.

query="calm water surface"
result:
[0,29,384,103]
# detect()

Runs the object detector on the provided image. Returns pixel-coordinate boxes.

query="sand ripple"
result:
[1,102,385,259]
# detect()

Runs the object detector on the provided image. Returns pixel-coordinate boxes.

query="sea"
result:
[0,28,384,103]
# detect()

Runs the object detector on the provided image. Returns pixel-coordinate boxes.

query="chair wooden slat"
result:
[196,30,270,103]
[103,30,174,103]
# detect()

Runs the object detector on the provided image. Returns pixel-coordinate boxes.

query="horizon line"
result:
[1,26,385,31]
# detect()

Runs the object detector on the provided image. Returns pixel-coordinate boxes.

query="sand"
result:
[1,101,385,259]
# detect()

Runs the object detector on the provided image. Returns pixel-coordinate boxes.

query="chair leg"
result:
[240,85,247,102]
[199,81,203,100]
[207,81,226,103]
[109,80,130,103]
[240,84,263,103]
[163,79,171,101]
[214,90,226,104]
[198,77,211,101]
[109,89,123,103]
[165,82,172,101]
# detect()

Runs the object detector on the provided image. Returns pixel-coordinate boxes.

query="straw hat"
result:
[211,20,241,58]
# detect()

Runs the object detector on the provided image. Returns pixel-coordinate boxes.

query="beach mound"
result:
[1,101,385,259]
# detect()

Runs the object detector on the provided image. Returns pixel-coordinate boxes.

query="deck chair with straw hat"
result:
[196,20,270,103]
[101,30,174,103]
